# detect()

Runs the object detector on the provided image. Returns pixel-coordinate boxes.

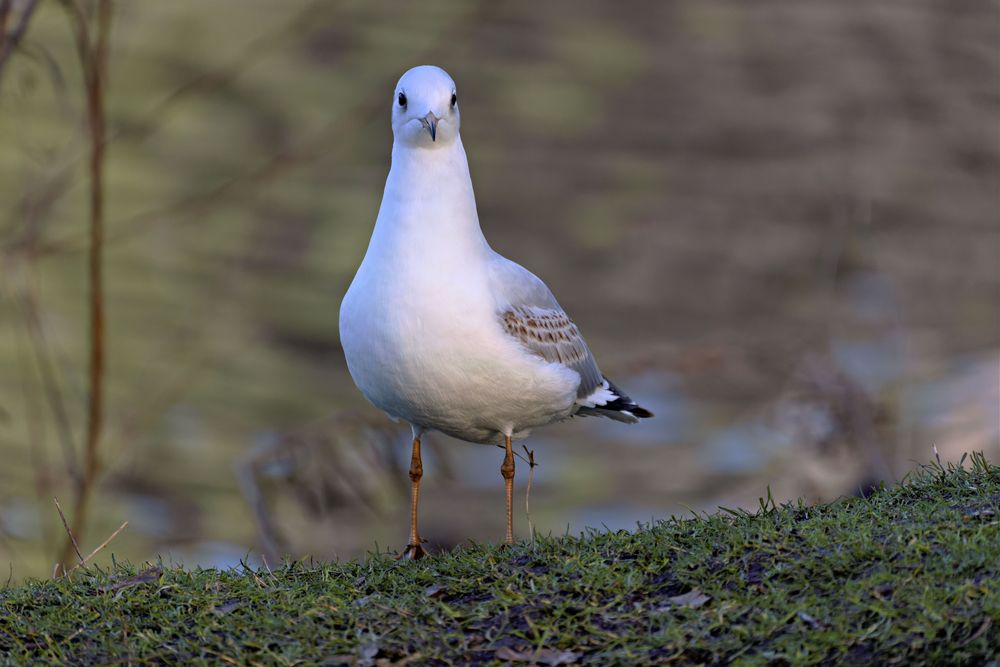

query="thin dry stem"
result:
[20,287,80,479]
[53,497,84,573]
[11,296,56,555]
[0,1,11,51]
[65,520,128,576]
[522,445,537,545]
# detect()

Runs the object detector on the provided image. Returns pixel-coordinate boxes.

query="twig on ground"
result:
[53,497,84,574]
[261,554,279,584]
[522,445,537,545]
[65,521,128,576]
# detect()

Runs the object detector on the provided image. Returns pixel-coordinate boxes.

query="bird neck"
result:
[380,137,485,243]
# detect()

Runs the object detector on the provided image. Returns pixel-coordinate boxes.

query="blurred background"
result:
[0,0,997,580]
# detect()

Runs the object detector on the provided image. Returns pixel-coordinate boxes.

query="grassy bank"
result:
[2,455,998,665]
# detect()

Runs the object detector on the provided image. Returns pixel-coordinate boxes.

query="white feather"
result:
[577,379,616,408]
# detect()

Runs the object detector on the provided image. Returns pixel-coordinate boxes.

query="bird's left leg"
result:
[501,434,515,545]
[398,434,428,560]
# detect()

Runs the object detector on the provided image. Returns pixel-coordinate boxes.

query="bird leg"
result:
[501,434,515,545]
[398,435,427,560]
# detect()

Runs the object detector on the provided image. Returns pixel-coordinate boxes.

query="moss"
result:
[2,454,998,665]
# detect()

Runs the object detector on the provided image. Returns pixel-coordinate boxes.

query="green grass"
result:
[2,455,998,666]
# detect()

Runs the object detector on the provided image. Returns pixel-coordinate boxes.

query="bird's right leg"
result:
[398,435,428,560]
[501,434,515,545]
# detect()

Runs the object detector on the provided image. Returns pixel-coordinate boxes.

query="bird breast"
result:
[340,238,578,441]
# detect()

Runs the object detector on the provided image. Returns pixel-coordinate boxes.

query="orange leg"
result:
[398,436,428,560]
[501,434,515,545]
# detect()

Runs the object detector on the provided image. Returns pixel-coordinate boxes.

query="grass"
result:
[1,454,998,666]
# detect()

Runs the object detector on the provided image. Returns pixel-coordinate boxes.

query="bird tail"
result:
[575,377,654,424]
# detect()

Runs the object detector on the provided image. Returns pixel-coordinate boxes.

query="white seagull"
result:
[339,65,652,559]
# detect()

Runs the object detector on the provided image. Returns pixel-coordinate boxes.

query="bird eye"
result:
[450,93,458,107]
[398,92,407,108]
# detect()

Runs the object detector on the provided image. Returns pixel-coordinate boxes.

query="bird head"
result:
[391,65,460,148]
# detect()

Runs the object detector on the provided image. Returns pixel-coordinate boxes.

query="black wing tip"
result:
[601,378,654,420]
[628,405,655,419]
[599,398,654,419]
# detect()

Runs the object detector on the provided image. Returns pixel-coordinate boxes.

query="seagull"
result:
[339,65,652,559]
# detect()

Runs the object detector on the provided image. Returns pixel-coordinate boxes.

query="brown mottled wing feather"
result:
[489,253,653,422]
[488,251,603,398]
[499,305,603,399]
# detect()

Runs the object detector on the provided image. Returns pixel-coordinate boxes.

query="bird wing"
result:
[488,253,605,401]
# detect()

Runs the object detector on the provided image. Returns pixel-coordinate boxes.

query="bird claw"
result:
[396,542,429,560]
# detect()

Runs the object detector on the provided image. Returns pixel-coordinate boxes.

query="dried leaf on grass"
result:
[99,567,161,593]
[664,588,711,609]
[213,599,242,615]
[797,610,824,629]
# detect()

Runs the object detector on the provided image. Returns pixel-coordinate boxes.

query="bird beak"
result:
[419,111,438,141]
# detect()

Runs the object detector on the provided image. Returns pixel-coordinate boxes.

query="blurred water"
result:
[570,505,662,534]
[590,371,694,446]
[164,542,257,572]
[0,497,41,541]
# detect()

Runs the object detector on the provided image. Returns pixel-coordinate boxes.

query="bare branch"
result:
[20,286,81,480]
[4,0,498,259]
[59,0,113,570]
[0,0,41,89]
